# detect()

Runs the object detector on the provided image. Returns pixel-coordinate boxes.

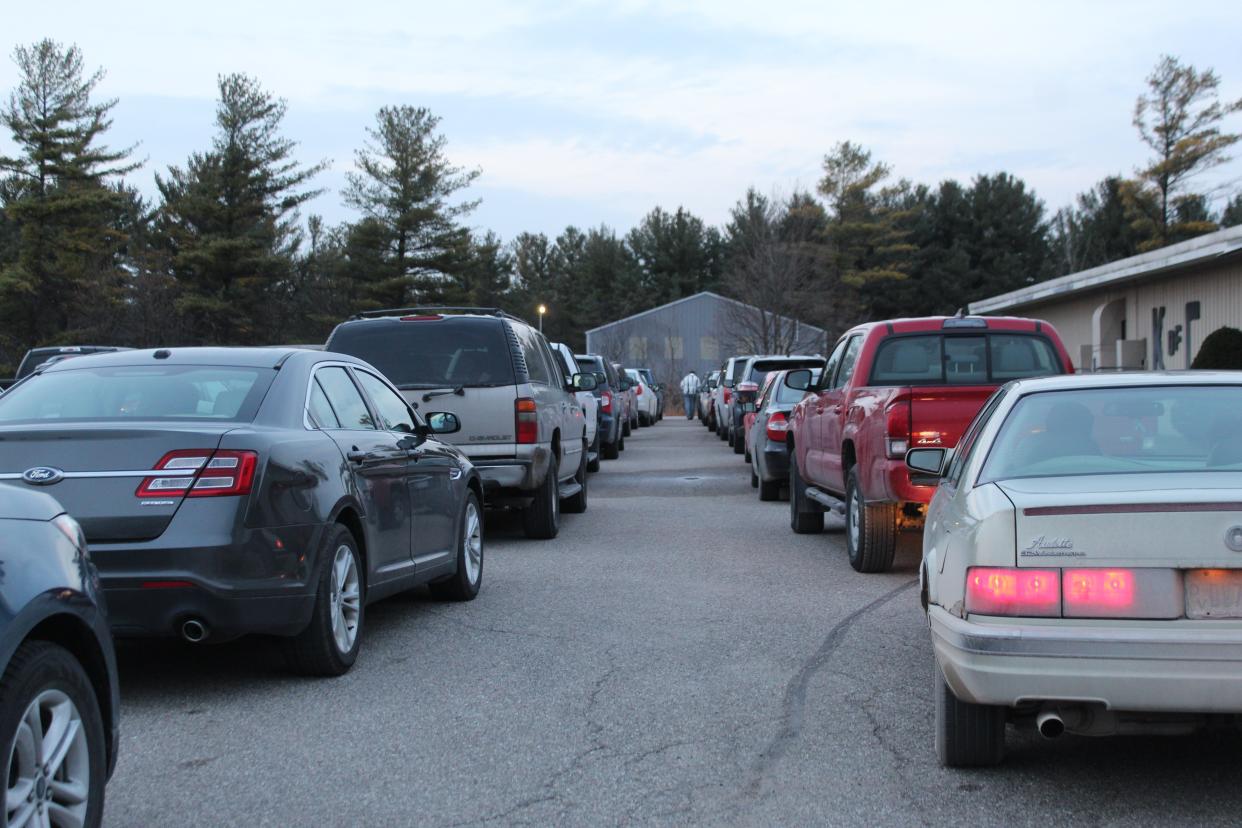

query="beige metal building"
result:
[969,225,1242,371]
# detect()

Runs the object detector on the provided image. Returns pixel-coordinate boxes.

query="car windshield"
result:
[979,385,1242,482]
[0,365,272,423]
[870,334,1061,385]
[327,318,516,389]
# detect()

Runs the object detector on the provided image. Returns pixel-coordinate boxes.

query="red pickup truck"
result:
[784,315,1074,573]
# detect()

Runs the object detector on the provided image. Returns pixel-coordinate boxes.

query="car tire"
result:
[759,477,781,501]
[618,434,626,451]
[732,430,745,455]
[430,491,484,601]
[602,439,619,460]
[286,524,365,676]
[562,442,589,514]
[623,419,632,437]
[523,453,560,539]
[751,469,759,489]
[587,431,601,472]
[744,446,752,463]
[638,413,649,427]
[935,661,1005,767]
[845,468,897,573]
[0,641,106,828]
[789,452,824,534]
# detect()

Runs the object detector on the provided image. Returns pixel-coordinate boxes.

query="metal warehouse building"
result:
[970,225,1242,371]
[584,291,828,384]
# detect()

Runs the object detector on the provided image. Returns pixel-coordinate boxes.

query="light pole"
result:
[537,304,547,333]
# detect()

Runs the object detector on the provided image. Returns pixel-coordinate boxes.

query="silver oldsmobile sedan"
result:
[908,372,1242,766]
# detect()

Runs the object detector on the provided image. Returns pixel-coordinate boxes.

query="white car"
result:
[553,343,600,471]
[913,372,1242,766]
[625,368,660,427]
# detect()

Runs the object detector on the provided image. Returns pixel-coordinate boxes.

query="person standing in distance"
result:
[680,370,701,419]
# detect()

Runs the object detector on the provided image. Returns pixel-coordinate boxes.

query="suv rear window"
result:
[870,334,1060,386]
[0,366,272,422]
[327,318,516,389]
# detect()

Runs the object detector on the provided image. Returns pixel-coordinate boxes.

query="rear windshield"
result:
[0,366,273,423]
[980,385,1242,482]
[328,319,516,389]
[870,334,1060,386]
[748,359,823,387]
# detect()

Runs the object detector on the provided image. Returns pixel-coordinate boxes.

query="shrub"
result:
[1192,326,1242,369]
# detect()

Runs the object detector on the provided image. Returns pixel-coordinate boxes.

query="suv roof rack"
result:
[349,306,530,324]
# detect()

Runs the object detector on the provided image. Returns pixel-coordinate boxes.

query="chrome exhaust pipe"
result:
[181,618,209,643]
[1036,709,1065,739]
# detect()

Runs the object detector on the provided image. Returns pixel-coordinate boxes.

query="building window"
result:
[664,336,684,360]
[700,336,719,361]
[628,336,648,362]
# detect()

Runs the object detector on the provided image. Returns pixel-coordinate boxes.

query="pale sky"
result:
[4,0,1242,240]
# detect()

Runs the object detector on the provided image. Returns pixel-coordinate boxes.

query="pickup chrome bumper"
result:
[930,605,1242,713]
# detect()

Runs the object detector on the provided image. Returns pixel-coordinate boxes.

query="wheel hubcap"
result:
[464,503,482,584]
[848,487,862,550]
[329,544,361,654]
[5,689,90,828]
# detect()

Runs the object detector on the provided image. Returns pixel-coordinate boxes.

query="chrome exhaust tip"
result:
[1036,709,1065,739]
[181,618,209,643]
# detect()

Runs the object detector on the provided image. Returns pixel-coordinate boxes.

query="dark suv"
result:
[327,308,595,539]
[575,353,625,460]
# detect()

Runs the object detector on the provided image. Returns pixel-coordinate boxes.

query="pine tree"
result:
[1222,194,1242,228]
[0,39,139,364]
[342,106,480,306]
[626,206,722,304]
[1130,55,1242,249]
[155,73,326,344]
[818,142,914,289]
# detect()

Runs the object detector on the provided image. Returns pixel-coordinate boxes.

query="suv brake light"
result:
[515,397,538,444]
[766,411,789,442]
[885,400,910,458]
[136,450,258,498]
[600,390,612,412]
[400,315,443,321]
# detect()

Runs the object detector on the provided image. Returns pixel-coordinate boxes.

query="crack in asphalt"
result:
[742,579,919,804]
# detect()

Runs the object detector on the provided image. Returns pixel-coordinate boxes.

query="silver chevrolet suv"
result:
[325,307,596,539]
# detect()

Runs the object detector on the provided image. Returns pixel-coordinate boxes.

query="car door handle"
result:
[346,450,367,464]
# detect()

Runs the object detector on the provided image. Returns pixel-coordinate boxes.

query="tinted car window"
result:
[0,366,272,423]
[308,379,340,428]
[872,334,1062,385]
[355,370,416,433]
[832,337,863,390]
[316,367,376,430]
[515,327,552,385]
[327,318,515,389]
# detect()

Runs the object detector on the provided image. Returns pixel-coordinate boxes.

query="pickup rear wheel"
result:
[845,468,897,573]
[789,453,824,534]
[935,661,1006,767]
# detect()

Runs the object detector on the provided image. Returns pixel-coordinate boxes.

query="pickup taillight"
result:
[884,400,910,458]
[600,390,612,413]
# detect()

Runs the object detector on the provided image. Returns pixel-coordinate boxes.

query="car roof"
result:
[1005,371,1242,394]
[35,346,356,373]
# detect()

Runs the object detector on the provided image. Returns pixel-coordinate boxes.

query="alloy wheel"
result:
[463,502,482,585]
[848,485,862,551]
[329,544,361,654]
[5,689,90,828]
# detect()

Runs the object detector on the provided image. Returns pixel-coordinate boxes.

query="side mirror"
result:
[572,372,598,391]
[784,369,812,391]
[426,412,461,435]
[905,447,948,479]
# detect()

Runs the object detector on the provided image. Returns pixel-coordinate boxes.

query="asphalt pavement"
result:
[106,418,1242,826]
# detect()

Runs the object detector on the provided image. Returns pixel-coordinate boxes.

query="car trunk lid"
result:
[0,423,233,542]
[999,473,1242,568]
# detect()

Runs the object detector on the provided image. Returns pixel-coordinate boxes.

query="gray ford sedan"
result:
[0,348,484,676]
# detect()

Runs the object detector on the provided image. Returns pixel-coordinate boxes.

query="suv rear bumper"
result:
[474,446,551,493]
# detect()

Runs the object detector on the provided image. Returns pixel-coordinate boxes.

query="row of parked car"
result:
[702,313,1242,768]
[0,306,665,823]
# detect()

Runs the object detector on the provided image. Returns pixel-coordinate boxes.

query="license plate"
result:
[743,402,756,413]
[1186,570,1242,619]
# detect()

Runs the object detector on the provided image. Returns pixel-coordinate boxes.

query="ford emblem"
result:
[1226,526,1242,553]
[22,467,64,486]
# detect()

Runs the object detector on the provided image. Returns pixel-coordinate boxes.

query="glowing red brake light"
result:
[515,397,538,444]
[136,450,258,498]
[965,567,1060,617]
[1064,569,1135,612]
[766,411,789,442]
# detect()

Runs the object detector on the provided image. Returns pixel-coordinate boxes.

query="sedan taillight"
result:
[766,411,789,442]
[965,567,1060,617]
[136,450,258,498]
